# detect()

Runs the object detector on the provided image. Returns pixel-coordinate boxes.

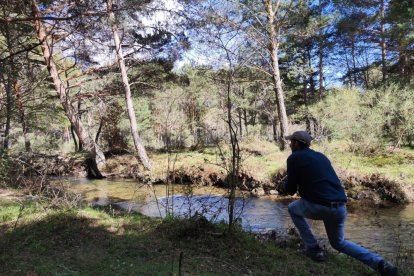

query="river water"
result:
[64,178,414,263]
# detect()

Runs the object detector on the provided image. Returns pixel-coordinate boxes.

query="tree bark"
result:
[238,108,243,138]
[1,73,12,150]
[344,51,353,86]
[243,108,248,136]
[306,47,315,96]
[380,0,387,83]
[71,125,78,151]
[318,0,324,98]
[31,0,104,178]
[272,117,279,143]
[264,0,289,150]
[95,119,103,144]
[77,100,83,151]
[351,38,357,86]
[14,82,31,152]
[303,75,308,106]
[107,0,151,170]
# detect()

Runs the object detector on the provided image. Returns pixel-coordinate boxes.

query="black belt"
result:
[315,201,345,208]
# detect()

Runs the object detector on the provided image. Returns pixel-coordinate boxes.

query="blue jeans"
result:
[288,199,382,269]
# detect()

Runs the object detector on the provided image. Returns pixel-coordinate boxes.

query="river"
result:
[64,177,414,263]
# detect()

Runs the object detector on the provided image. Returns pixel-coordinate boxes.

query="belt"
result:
[316,201,345,208]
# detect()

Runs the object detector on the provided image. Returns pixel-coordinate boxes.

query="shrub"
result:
[309,85,414,153]
[0,151,13,187]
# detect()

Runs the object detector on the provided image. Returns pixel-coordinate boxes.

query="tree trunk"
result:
[380,0,387,83]
[318,0,324,98]
[107,0,151,170]
[318,41,324,97]
[238,108,243,138]
[351,38,358,86]
[343,50,353,86]
[77,101,83,151]
[265,0,289,150]
[303,75,308,106]
[399,51,407,78]
[14,82,31,152]
[243,108,248,136]
[31,0,104,178]
[95,119,103,144]
[1,73,12,150]
[71,125,78,151]
[306,47,315,96]
[225,72,239,231]
[363,50,370,89]
[272,117,279,143]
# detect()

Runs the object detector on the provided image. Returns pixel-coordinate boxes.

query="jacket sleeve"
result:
[284,156,298,195]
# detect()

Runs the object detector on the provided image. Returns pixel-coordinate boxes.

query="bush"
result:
[0,151,13,187]
[309,88,384,153]
[309,85,414,153]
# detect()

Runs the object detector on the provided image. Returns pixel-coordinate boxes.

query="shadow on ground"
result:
[0,207,391,275]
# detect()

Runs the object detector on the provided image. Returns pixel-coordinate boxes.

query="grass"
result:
[104,139,289,183]
[3,197,411,275]
[316,141,414,188]
[103,138,414,193]
[2,139,413,274]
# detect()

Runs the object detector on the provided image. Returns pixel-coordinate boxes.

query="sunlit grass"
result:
[316,141,414,186]
[103,139,414,188]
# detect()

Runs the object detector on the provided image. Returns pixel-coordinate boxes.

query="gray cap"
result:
[285,130,313,145]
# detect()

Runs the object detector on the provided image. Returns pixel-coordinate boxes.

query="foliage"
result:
[366,85,414,147]
[309,85,414,153]
[0,151,13,187]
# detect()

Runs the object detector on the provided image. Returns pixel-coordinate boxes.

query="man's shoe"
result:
[305,246,326,262]
[378,260,398,276]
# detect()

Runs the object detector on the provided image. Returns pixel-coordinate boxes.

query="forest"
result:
[0,0,413,275]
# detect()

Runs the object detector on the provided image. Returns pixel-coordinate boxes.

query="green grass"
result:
[103,139,414,190]
[1,198,413,275]
[315,141,414,187]
[2,139,413,274]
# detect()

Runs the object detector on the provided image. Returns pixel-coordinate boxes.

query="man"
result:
[279,130,398,276]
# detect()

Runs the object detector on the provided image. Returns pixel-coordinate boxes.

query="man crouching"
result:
[279,130,397,276]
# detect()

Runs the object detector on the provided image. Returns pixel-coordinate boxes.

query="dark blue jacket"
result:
[284,148,347,203]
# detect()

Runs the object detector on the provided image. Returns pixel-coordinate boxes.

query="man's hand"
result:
[276,176,288,196]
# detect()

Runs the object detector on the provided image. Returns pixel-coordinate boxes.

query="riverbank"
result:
[1,197,412,275]
[6,139,414,205]
[94,140,414,205]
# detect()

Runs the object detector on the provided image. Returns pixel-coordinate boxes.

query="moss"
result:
[368,154,410,167]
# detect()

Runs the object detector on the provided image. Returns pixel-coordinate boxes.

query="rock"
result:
[251,187,265,197]
[268,190,279,195]
[403,185,414,203]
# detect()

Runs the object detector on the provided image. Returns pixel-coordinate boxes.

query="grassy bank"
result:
[104,138,414,184]
[101,138,414,202]
[1,197,412,275]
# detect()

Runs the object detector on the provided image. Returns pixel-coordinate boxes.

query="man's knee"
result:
[287,201,296,215]
[329,238,345,251]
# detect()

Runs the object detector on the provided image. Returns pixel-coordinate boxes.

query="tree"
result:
[387,0,414,84]
[187,0,294,149]
[0,1,38,151]
[106,0,151,170]
[30,0,105,178]
[263,0,289,150]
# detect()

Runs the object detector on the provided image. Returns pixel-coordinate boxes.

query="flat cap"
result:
[285,130,313,145]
